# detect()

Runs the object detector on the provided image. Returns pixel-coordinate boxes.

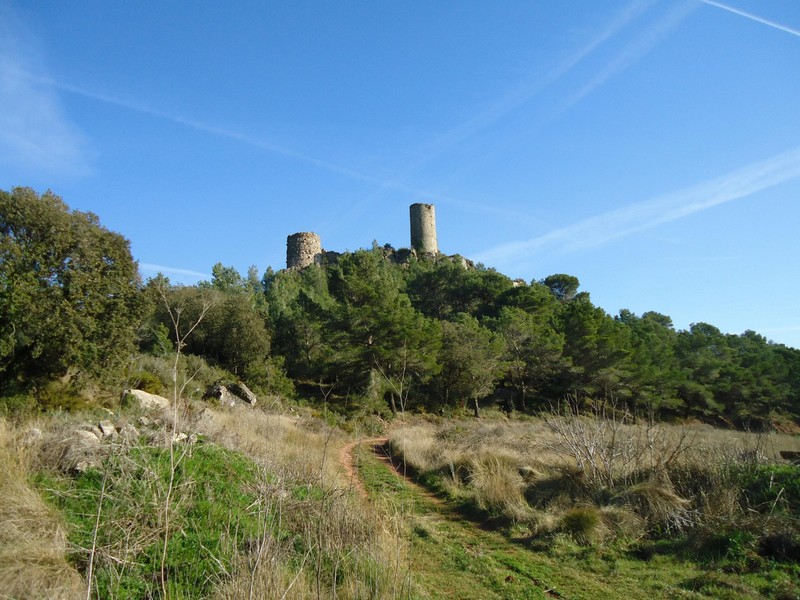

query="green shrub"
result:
[0,392,37,419]
[733,463,800,517]
[35,381,89,413]
[128,370,163,394]
[560,506,603,545]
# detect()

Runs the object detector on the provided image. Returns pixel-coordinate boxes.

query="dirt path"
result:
[338,437,386,498]
[350,439,569,599]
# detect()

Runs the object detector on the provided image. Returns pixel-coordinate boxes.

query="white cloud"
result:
[0,4,90,176]
[474,146,800,268]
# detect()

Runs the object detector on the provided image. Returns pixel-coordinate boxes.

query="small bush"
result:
[617,478,692,534]
[560,506,604,545]
[734,463,800,516]
[35,381,89,413]
[468,451,530,520]
[128,370,163,394]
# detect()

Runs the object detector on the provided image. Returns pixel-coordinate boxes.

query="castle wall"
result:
[410,203,438,254]
[286,232,322,269]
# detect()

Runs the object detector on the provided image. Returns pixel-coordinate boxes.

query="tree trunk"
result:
[472,395,481,418]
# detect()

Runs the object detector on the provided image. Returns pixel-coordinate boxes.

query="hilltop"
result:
[2,187,800,598]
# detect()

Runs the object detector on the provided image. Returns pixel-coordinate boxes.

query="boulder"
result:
[229,382,258,406]
[72,429,101,445]
[203,384,242,407]
[122,389,170,411]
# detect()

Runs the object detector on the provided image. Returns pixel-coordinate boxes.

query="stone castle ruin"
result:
[286,232,322,270]
[286,203,441,269]
[409,203,438,255]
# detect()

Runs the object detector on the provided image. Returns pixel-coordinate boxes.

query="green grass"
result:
[34,441,270,599]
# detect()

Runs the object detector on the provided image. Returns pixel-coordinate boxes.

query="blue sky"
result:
[2,0,799,348]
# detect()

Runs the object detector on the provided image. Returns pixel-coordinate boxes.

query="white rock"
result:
[73,429,101,445]
[98,420,116,437]
[119,423,140,440]
[123,389,170,411]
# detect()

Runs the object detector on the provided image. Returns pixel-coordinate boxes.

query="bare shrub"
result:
[544,402,696,491]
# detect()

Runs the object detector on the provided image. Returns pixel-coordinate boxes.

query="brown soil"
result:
[339,437,386,498]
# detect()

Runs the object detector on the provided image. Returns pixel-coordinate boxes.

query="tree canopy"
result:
[2,188,799,426]
[0,188,143,389]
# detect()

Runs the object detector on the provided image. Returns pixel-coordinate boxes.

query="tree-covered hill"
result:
[2,188,798,427]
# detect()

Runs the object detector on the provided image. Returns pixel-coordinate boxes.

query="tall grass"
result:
[196,405,412,599]
[0,419,84,599]
[388,415,800,553]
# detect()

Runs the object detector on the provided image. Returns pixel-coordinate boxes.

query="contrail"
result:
[474,145,800,268]
[567,1,697,108]
[701,0,800,38]
[139,263,210,280]
[33,76,399,187]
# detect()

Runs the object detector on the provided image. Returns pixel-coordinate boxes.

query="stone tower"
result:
[409,203,438,255]
[286,232,322,269]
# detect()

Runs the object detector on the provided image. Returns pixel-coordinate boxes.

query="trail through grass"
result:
[355,441,792,600]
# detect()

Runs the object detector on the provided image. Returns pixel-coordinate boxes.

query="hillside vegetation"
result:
[2,187,799,427]
[2,187,800,598]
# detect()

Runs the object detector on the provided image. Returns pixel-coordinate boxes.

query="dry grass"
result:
[193,404,412,599]
[4,400,412,599]
[388,415,800,543]
[0,419,84,600]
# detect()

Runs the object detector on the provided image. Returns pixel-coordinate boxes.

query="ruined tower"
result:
[286,232,322,269]
[409,203,438,255]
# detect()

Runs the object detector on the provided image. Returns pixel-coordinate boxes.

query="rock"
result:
[73,459,98,474]
[137,416,152,428]
[98,420,116,438]
[229,382,258,406]
[173,432,188,443]
[122,389,170,411]
[119,423,140,441]
[203,384,242,407]
[75,424,103,440]
[73,429,101,445]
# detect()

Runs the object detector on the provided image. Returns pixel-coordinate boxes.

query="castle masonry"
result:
[410,203,438,254]
[286,232,322,269]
